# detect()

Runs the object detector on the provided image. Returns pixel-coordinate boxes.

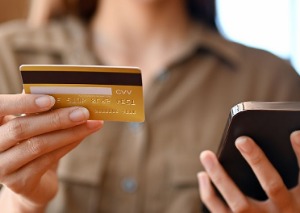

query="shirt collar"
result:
[168,22,241,71]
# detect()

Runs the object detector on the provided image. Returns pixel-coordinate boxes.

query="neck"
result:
[90,0,195,88]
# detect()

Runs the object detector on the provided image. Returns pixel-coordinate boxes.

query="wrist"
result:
[0,186,46,213]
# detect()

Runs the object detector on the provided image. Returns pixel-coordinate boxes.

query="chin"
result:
[131,0,166,4]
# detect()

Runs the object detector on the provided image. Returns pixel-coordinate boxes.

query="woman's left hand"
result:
[198,131,300,213]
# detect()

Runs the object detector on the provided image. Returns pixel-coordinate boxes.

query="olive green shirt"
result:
[0,17,300,213]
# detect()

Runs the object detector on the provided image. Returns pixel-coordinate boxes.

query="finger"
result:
[198,171,229,213]
[235,136,291,208]
[0,107,91,152]
[0,120,103,177]
[2,115,17,124]
[200,151,250,212]
[0,94,55,117]
[290,131,300,182]
[2,141,80,196]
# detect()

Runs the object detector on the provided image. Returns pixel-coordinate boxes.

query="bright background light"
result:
[216,0,300,74]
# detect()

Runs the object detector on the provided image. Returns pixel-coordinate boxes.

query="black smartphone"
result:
[217,102,300,201]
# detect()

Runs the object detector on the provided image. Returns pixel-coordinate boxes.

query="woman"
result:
[0,0,300,212]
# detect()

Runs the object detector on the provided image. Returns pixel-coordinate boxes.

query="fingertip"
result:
[200,151,217,172]
[291,130,300,145]
[34,95,56,110]
[86,120,104,130]
[197,171,207,181]
[235,136,254,146]
[198,171,210,192]
[200,150,215,161]
[235,136,254,154]
[49,96,56,106]
[235,135,249,143]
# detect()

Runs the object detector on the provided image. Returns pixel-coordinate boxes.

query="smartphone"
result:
[216,102,300,201]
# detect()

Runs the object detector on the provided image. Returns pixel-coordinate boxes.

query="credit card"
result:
[20,65,145,122]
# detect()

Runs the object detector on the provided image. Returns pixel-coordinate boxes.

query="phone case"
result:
[217,102,300,201]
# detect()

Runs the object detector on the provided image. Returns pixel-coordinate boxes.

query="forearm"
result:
[0,186,46,213]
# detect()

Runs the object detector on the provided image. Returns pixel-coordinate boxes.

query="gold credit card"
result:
[20,65,145,122]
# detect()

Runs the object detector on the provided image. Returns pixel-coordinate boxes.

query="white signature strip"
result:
[30,86,112,95]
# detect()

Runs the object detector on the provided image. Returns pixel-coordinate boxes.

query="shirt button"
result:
[129,122,143,131]
[121,178,138,193]
[157,71,169,82]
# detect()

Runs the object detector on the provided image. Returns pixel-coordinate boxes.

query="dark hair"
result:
[63,0,98,21]
[63,0,217,31]
[187,0,217,31]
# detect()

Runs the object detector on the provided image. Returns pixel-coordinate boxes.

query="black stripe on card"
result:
[21,71,142,86]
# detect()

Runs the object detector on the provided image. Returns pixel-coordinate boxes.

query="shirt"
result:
[0,17,300,213]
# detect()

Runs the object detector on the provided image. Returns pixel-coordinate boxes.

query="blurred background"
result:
[0,0,299,73]
[217,0,300,74]
[0,0,29,22]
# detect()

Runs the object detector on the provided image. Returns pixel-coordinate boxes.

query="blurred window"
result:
[217,0,300,74]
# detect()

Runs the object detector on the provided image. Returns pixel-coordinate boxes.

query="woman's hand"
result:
[198,132,300,213]
[0,94,103,212]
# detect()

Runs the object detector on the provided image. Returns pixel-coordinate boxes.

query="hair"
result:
[63,0,217,31]
[187,0,217,31]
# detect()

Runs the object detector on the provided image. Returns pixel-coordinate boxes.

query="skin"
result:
[2,0,196,211]
[0,94,103,212]
[27,0,65,28]
[198,134,300,213]
[1,0,300,212]
[91,0,199,90]
[28,0,200,90]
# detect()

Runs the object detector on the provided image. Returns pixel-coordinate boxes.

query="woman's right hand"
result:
[0,94,103,212]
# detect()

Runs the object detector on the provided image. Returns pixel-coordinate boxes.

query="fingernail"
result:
[86,120,104,130]
[198,172,209,190]
[35,96,55,108]
[235,136,252,153]
[69,108,89,122]
[292,131,300,145]
[200,152,215,172]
